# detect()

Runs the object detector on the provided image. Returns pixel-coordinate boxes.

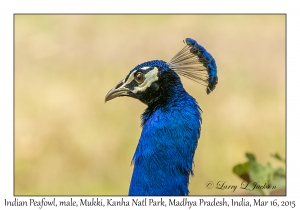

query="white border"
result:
[1,1,299,209]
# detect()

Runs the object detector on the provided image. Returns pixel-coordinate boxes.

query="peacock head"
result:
[105,60,179,105]
[105,38,218,105]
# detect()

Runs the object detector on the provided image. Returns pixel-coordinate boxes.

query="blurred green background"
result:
[15,15,285,195]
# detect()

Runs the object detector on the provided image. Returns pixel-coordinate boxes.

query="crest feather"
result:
[168,38,218,94]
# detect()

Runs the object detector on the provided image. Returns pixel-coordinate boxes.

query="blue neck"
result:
[128,84,201,196]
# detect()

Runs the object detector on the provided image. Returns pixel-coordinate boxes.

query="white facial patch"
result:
[132,67,159,93]
[118,67,159,93]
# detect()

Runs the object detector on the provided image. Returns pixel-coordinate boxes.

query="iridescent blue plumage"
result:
[129,62,200,195]
[105,38,218,195]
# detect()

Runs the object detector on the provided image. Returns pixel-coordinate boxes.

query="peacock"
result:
[105,38,218,196]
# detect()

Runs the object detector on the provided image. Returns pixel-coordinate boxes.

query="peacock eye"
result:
[134,72,145,84]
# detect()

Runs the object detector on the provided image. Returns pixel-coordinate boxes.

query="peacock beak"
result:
[105,79,130,102]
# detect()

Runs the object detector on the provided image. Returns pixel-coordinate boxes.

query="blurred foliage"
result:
[233,153,286,195]
[15,14,285,195]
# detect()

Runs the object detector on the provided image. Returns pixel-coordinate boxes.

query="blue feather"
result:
[129,79,200,195]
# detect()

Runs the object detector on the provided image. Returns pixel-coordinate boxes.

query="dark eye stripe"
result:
[124,66,155,84]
